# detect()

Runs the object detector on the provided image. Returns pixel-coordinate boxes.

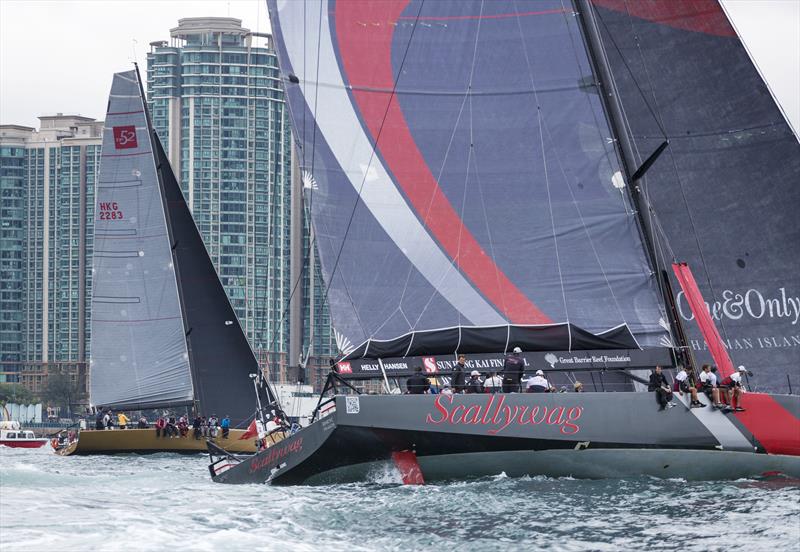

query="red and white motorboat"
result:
[0,421,48,449]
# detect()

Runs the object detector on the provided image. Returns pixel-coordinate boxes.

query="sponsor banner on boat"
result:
[336,348,673,378]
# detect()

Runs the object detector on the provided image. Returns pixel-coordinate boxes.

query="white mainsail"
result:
[89,70,193,409]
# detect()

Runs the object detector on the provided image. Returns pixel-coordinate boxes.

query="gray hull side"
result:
[334,392,755,450]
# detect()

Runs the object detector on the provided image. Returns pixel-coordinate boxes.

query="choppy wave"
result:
[1,447,798,552]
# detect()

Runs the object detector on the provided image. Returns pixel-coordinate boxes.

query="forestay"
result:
[267,0,671,356]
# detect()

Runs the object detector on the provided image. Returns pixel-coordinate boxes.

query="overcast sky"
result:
[1,0,798,135]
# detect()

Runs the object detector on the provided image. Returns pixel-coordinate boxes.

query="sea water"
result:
[1,446,798,552]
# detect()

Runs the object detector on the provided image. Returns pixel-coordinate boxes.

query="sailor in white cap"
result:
[466,370,484,394]
[719,366,748,411]
[502,346,525,392]
[525,368,550,393]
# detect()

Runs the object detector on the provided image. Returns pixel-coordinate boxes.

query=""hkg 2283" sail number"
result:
[99,201,124,220]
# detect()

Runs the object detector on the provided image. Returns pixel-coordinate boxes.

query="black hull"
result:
[210,392,800,485]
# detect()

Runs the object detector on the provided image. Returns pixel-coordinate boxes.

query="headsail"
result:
[154,136,270,423]
[591,0,800,392]
[267,0,671,352]
[90,70,193,409]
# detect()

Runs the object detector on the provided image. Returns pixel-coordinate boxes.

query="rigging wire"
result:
[540,0,630,329]
[408,0,487,330]
[606,1,733,345]
[591,5,668,141]
[264,0,426,378]
[584,2,677,342]
[513,0,569,332]
[258,0,326,384]
[313,0,428,346]
[297,0,327,368]
[464,0,511,324]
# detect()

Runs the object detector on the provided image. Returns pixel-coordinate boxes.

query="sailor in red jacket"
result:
[155,416,167,438]
[719,367,748,412]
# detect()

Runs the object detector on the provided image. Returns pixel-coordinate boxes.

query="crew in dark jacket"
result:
[451,355,467,393]
[466,371,484,394]
[648,366,674,410]
[406,367,431,395]
[502,347,525,392]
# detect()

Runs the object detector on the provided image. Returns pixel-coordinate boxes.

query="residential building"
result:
[0,115,101,394]
[0,126,28,381]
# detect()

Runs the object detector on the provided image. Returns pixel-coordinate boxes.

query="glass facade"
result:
[0,119,101,387]
[23,147,45,364]
[0,142,27,379]
[146,18,335,381]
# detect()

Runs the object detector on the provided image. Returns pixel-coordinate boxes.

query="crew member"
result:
[719,367,748,412]
[466,370,484,394]
[483,372,503,394]
[502,347,525,393]
[698,364,724,408]
[525,369,550,393]
[117,411,129,429]
[648,366,674,410]
[406,366,431,395]
[674,366,703,408]
[221,415,231,439]
[155,416,166,437]
[451,355,467,393]
[192,415,203,440]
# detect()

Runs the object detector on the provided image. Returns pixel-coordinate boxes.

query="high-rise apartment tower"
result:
[146,18,334,382]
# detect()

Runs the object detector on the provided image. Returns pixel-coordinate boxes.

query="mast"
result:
[573,0,693,370]
[132,64,201,412]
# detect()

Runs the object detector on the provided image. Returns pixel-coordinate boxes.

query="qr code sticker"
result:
[345,396,360,414]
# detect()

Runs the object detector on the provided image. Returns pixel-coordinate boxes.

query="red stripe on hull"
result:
[734,394,800,456]
[335,0,551,324]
